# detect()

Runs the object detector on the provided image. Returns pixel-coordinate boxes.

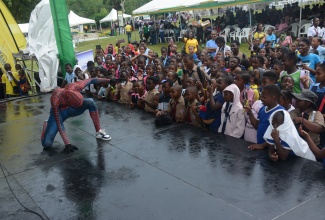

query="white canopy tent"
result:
[132,0,215,15]
[18,23,29,34]
[100,8,131,23]
[68,10,95,27]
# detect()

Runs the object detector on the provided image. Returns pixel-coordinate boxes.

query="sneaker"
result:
[96,129,111,140]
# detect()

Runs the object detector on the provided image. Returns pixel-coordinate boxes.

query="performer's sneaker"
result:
[96,129,111,140]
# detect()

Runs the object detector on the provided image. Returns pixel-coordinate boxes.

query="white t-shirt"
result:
[216,45,231,56]
[308,26,322,38]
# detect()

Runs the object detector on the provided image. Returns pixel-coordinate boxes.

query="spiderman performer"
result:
[41,78,111,153]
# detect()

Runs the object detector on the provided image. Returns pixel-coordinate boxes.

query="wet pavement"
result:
[0,94,325,220]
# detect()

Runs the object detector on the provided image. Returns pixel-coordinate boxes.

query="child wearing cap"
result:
[290,89,325,147]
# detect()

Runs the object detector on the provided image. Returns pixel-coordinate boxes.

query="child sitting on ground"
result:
[184,86,202,127]
[218,84,245,138]
[156,85,187,123]
[265,110,316,161]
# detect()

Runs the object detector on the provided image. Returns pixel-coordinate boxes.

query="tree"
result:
[3,0,39,23]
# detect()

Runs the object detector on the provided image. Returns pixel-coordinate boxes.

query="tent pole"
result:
[179,12,182,30]
[298,0,302,36]
[249,4,252,28]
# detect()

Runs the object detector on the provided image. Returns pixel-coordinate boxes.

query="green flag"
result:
[49,0,76,77]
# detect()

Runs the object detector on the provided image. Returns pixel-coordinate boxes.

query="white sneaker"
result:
[96,129,111,140]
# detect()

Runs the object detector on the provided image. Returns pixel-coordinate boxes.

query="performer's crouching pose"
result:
[41,78,111,153]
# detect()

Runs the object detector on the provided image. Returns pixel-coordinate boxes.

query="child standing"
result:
[290,89,325,147]
[234,73,256,107]
[218,84,245,138]
[246,85,285,149]
[18,69,31,96]
[310,64,325,114]
[200,76,232,132]
[117,71,134,104]
[2,63,20,97]
[131,80,147,109]
[140,76,160,113]
[279,90,295,112]
[281,51,309,93]
[156,85,187,123]
[184,86,201,128]
[264,110,316,161]
[156,79,173,111]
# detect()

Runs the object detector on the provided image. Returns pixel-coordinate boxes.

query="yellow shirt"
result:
[250,84,260,101]
[253,32,266,40]
[2,71,18,95]
[184,38,198,54]
[125,25,132,32]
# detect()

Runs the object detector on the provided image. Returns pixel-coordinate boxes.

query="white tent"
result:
[68,10,95,27]
[100,8,131,23]
[18,23,29,34]
[132,0,158,15]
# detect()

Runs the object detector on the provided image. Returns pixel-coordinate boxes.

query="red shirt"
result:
[51,78,110,145]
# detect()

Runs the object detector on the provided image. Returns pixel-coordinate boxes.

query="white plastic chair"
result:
[237,28,251,43]
[178,30,186,42]
[264,25,275,32]
[287,23,299,37]
[300,19,310,26]
[220,28,230,43]
[232,24,239,29]
[299,23,312,37]
[229,27,241,42]
[165,30,174,42]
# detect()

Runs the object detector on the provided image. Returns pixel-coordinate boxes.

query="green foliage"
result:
[124,0,150,14]
[3,0,152,24]
[3,0,39,23]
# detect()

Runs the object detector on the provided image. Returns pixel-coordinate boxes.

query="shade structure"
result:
[68,10,95,27]
[100,8,131,23]
[132,0,273,15]
[18,23,29,34]
[132,0,196,15]
[159,0,264,13]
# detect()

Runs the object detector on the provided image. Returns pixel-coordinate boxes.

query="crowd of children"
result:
[66,36,325,164]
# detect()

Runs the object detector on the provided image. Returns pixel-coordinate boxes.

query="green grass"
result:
[76,30,251,56]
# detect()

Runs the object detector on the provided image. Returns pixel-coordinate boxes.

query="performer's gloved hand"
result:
[61,144,78,153]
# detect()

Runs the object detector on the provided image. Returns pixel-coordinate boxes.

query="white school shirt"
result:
[308,26,321,38]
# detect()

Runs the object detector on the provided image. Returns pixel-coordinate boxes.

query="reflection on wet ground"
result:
[0,94,325,220]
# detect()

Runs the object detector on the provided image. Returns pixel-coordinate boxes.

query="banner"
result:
[0,1,26,72]
[49,0,76,77]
